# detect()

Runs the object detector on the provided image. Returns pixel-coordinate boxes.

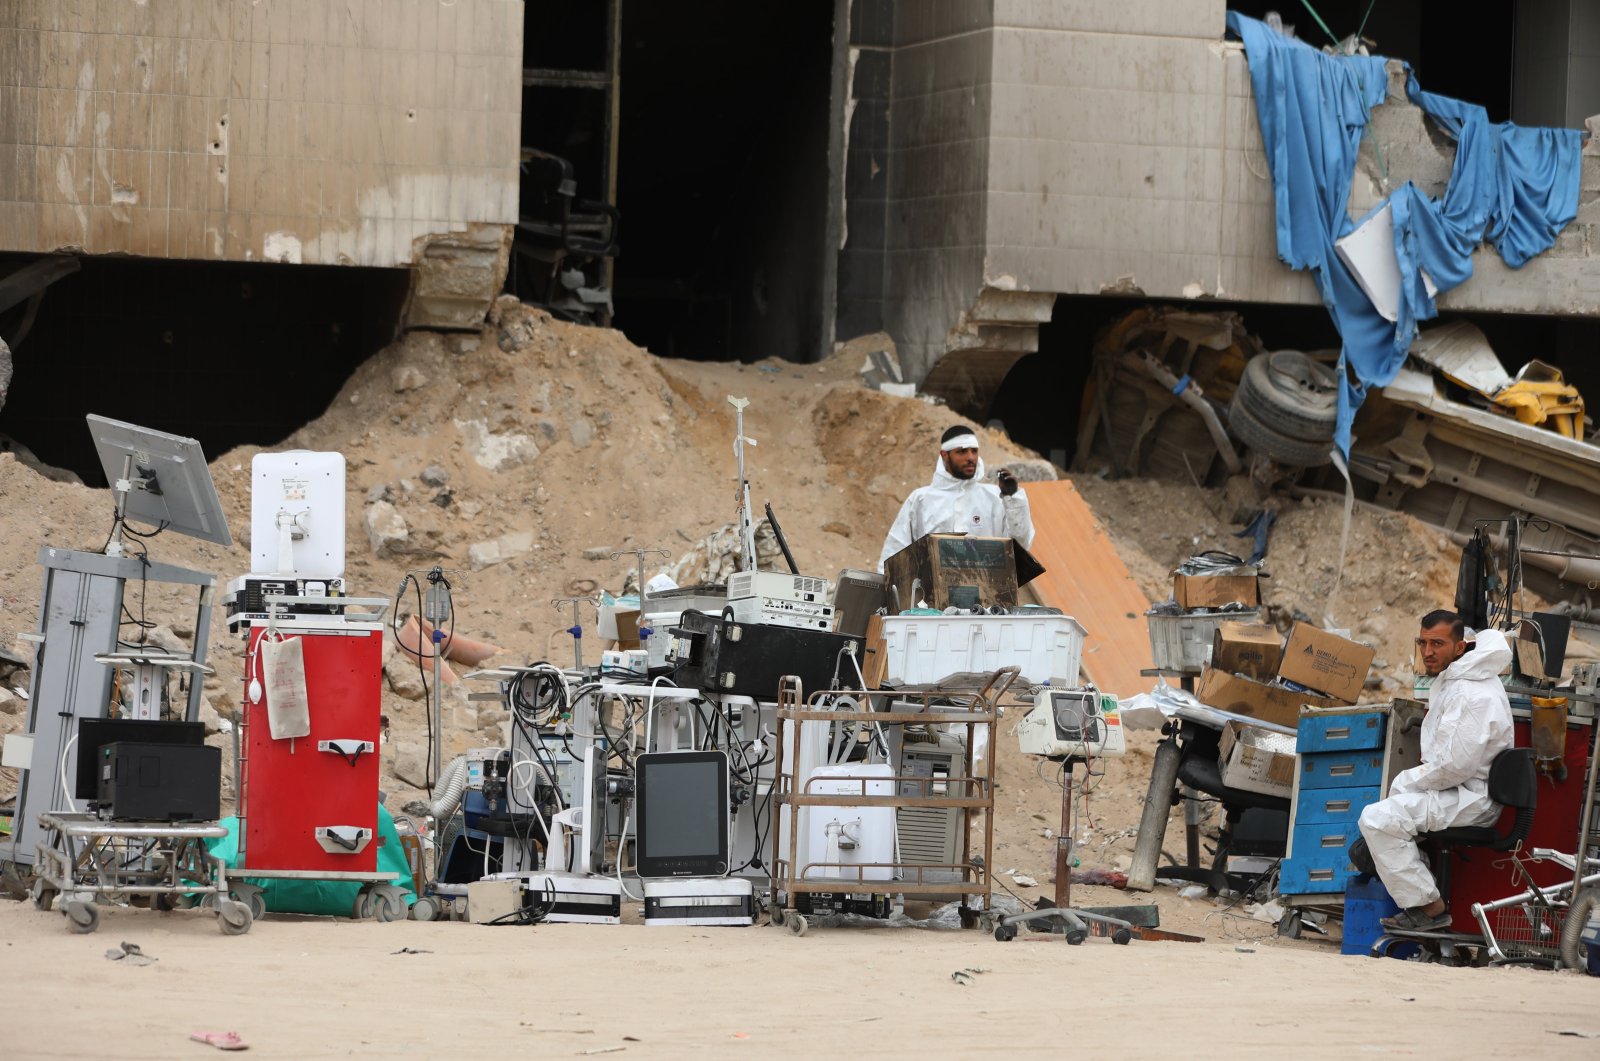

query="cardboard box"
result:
[1212,621,1283,681]
[1173,571,1260,610]
[1278,623,1375,703]
[883,533,1044,611]
[1218,720,1298,797]
[1193,667,1344,730]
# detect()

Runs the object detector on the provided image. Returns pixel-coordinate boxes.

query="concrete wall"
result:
[878,0,995,380]
[0,0,520,279]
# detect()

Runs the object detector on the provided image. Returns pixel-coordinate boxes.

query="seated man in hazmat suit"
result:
[877,424,1035,573]
[1356,610,1513,933]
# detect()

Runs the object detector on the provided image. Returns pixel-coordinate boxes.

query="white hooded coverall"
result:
[878,456,1035,572]
[1356,628,1515,910]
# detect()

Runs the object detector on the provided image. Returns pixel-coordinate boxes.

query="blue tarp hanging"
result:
[1225,12,1583,453]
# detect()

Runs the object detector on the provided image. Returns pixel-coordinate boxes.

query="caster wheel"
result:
[787,914,809,938]
[352,889,375,921]
[65,901,100,934]
[371,885,406,923]
[1065,928,1088,946]
[153,892,178,912]
[1277,910,1303,940]
[1112,927,1132,945]
[958,907,978,930]
[769,908,786,927]
[232,885,266,922]
[30,880,56,912]
[978,914,996,935]
[217,899,253,936]
[411,896,440,922]
[994,924,1017,942]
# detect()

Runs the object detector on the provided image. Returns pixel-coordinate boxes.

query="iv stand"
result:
[728,396,758,572]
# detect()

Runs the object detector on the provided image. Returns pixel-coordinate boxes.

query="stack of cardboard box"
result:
[1203,621,1377,797]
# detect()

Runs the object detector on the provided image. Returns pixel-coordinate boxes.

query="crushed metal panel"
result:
[403,224,514,331]
[1408,321,1512,396]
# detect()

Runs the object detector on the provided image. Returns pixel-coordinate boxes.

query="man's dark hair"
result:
[1419,609,1465,640]
[941,424,976,445]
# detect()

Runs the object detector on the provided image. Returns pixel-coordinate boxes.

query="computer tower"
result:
[895,732,967,884]
[96,741,222,821]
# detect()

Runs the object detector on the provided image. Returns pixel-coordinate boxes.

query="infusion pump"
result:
[1017,688,1126,759]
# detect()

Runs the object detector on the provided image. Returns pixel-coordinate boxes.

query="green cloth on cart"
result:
[206,804,417,915]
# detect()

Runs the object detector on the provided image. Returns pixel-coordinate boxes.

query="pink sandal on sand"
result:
[190,1031,249,1051]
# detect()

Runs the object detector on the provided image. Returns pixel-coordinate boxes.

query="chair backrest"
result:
[1486,747,1537,811]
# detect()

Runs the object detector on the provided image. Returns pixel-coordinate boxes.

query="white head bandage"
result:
[940,433,979,452]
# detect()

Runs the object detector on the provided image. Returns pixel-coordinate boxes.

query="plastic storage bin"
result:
[882,614,1086,686]
[1342,874,1416,957]
[1146,609,1261,673]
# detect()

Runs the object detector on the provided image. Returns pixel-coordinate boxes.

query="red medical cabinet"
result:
[240,620,384,874]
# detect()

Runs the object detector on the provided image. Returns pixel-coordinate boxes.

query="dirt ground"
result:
[3,899,1600,1059]
[3,300,1598,1037]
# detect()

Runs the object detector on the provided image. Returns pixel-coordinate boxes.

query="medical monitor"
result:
[635,750,730,878]
[86,414,232,546]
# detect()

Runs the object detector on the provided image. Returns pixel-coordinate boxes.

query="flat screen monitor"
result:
[86,414,232,546]
[75,718,205,800]
[635,750,729,878]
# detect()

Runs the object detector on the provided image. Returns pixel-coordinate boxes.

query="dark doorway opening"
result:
[611,3,836,362]
[1225,2,1516,122]
[988,293,1600,472]
[0,254,408,485]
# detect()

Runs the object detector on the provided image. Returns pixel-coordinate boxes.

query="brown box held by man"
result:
[1211,621,1283,681]
[1172,571,1260,610]
[1193,667,1344,730]
[1277,623,1375,703]
[883,533,1044,611]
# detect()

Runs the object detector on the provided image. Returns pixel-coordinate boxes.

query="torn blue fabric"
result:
[1226,12,1583,453]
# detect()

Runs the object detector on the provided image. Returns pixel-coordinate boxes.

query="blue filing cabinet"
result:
[1279,702,1423,900]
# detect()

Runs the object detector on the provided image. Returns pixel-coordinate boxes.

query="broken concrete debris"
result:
[364,500,410,557]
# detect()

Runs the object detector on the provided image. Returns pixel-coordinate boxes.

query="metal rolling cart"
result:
[767,666,1015,937]
[31,811,251,935]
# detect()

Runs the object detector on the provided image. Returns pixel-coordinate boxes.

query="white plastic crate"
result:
[1146,609,1261,673]
[882,614,1087,687]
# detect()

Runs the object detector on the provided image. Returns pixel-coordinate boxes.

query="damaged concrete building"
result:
[2,3,1598,510]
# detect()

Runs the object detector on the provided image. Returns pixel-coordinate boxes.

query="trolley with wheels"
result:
[767,668,1013,937]
[235,609,402,921]
[32,811,252,935]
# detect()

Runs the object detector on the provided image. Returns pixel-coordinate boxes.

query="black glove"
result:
[997,469,1018,497]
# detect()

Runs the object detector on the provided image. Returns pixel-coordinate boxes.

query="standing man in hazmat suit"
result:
[878,424,1035,572]
[1357,610,1513,932]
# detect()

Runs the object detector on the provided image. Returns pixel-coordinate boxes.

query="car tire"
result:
[1237,350,1339,442]
[1228,398,1335,467]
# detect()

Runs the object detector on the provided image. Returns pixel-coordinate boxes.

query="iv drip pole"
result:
[728,396,758,572]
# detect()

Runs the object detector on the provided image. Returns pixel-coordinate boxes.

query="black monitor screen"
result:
[76,718,205,800]
[635,751,729,878]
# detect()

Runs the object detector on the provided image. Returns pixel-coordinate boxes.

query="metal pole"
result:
[553,597,596,669]
[1056,760,1075,910]
[728,396,757,571]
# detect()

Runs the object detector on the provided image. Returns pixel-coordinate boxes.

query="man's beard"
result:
[943,454,976,480]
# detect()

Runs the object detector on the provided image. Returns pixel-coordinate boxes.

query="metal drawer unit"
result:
[1279,701,1423,908]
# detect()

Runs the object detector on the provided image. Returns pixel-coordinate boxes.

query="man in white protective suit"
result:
[1357,610,1513,932]
[877,424,1035,573]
